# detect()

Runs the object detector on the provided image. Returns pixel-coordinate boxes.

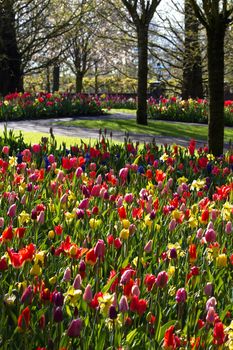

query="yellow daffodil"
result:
[64,287,82,307]
[177,176,188,185]
[98,293,114,317]
[160,153,169,162]
[9,156,17,167]
[18,210,30,226]
[190,179,205,191]
[188,216,198,229]
[34,251,46,265]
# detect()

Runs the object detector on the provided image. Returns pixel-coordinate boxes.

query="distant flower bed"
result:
[0,129,232,349]
[0,92,104,121]
[100,94,137,110]
[1,93,233,126]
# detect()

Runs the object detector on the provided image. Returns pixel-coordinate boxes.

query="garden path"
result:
[0,112,230,149]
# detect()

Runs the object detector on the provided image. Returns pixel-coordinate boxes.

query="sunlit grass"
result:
[56,118,233,142]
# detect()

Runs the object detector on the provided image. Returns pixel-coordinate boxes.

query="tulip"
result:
[170,248,177,259]
[206,306,215,323]
[109,305,118,319]
[206,297,217,310]
[156,271,168,288]
[53,292,64,307]
[119,295,129,313]
[63,267,71,282]
[53,306,63,323]
[205,228,216,242]
[7,203,16,218]
[75,167,83,178]
[225,221,232,234]
[144,240,153,253]
[0,217,4,228]
[83,284,92,303]
[131,285,140,297]
[78,198,89,210]
[120,269,134,285]
[73,274,82,289]
[204,282,213,297]
[2,146,9,155]
[67,318,82,338]
[37,211,45,224]
[21,285,33,304]
[94,239,105,258]
[169,219,177,232]
[175,288,187,303]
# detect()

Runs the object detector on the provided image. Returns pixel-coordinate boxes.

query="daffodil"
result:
[98,293,114,317]
[18,210,30,226]
[64,286,82,307]
[177,176,188,185]
[9,156,17,167]
[190,179,206,191]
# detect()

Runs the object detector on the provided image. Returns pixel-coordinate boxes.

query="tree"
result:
[182,0,203,99]
[120,0,161,125]
[190,0,233,156]
[0,0,22,95]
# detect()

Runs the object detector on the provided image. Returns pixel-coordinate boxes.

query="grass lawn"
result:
[0,130,93,147]
[104,108,137,115]
[56,118,233,143]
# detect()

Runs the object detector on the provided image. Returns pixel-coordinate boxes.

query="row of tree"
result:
[1,0,233,155]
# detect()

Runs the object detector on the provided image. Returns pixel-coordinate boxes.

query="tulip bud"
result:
[37,211,44,224]
[75,167,83,178]
[67,318,82,337]
[131,285,140,297]
[156,271,168,288]
[119,295,129,313]
[169,219,177,232]
[53,306,63,322]
[206,306,215,323]
[94,239,105,258]
[109,305,117,320]
[204,282,213,297]
[73,274,82,290]
[144,240,153,253]
[7,203,16,218]
[205,228,216,242]
[63,267,71,282]
[175,288,187,303]
[225,221,232,234]
[83,284,92,303]
[53,291,64,307]
[21,285,33,304]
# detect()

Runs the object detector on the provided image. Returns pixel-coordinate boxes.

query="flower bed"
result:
[0,132,232,349]
[148,97,233,126]
[0,92,103,121]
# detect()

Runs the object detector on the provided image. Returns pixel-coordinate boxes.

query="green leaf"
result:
[101,273,119,294]
[126,329,138,345]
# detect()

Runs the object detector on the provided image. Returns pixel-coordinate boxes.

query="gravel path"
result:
[0,113,230,149]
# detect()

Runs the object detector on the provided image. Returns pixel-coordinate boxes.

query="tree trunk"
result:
[76,72,83,93]
[46,66,51,92]
[207,26,225,156]
[137,26,148,125]
[182,0,203,99]
[0,0,22,95]
[52,64,60,92]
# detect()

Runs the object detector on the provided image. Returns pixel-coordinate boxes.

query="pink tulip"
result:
[94,239,105,258]
[144,240,153,253]
[83,284,92,303]
[119,295,129,312]
[67,318,82,337]
[7,203,16,218]
[225,221,232,234]
[156,271,168,288]
[205,228,216,242]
